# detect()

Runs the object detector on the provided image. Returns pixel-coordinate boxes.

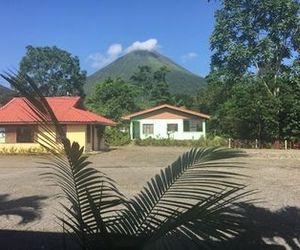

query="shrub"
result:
[104,127,131,146]
[135,136,228,147]
[0,146,47,155]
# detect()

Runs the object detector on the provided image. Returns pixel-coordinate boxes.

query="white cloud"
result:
[87,43,123,69]
[107,43,123,57]
[87,53,109,69]
[87,39,159,69]
[125,38,158,53]
[182,52,198,63]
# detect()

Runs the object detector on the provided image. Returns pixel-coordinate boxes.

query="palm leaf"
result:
[117,147,253,249]
[2,72,125,249]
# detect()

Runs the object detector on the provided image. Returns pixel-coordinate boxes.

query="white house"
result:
[123,104,210,140]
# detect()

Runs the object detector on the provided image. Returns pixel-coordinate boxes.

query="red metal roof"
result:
[0,96,116,126]
[122,104,210,120]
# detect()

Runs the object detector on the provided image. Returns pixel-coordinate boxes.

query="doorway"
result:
[132,121,140,139]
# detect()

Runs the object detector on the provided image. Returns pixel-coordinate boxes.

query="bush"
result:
[104,127,131,146]
[135,136,228,147]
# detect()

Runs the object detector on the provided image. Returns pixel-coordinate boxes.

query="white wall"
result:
[132,119,206,140]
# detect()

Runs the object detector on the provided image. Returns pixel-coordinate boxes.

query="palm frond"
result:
[2,72,125,249]
[117,147,253,248]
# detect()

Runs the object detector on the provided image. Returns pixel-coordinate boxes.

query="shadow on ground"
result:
[0,193,47,224]
[0,201,299,250]
[215,204,300,250]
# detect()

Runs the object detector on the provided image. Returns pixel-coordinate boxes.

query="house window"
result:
[167,124,178,132]
[183,120,190,132]
[143,124,154,134]
[0,127,5,143]
[86,125,91,143]
[16,126,35,143]
[183,120,202,132]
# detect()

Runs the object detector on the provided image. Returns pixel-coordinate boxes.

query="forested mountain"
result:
[85,50,206,95]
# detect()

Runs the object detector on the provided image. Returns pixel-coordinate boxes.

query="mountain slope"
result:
[85,50,206,95]
[0,84,16,106]
[0,84,14,95]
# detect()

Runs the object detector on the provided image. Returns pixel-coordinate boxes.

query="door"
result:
[132,121,140,139]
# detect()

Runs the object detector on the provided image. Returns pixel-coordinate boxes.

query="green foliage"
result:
[214,80,280,141]
[211,0,300,84]
[85,50,206,96]
[0,92,14,106]
[131,65,172,105]
[200,0,300,142]
[87,66,184,121]
[19,45,86,97]
[130,65,153,93]
[279,61,300,141]
[4,72,255,250]
[0,85,16,106]
[135,136,228,147]
[172,93,195,109]
[104,127,131,146]
[86,78,138,121]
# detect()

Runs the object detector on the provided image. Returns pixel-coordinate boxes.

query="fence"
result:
[228,138,300,149]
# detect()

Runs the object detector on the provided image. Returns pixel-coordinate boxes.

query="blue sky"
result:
[0,0,220,87]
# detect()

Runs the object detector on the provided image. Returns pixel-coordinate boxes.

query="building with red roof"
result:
[0,96,115,152]
[122,104,210,140]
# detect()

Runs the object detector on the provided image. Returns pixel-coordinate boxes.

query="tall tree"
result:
[279,60,300,141]
[202,0,300,140]
[215,80,280,141]
[19,46,86,97]
[172,94,195,109]
[130,65,153,93]
[86,78,138,121]
[210,0,300,92]
[150,66,172,105]
[131,66,172,106]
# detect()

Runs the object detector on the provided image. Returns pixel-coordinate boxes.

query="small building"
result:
[123,104,210,140]
[0,96,115,153]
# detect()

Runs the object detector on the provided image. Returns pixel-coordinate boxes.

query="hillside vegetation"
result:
[86,50,206,95]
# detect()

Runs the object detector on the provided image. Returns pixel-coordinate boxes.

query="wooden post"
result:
[255,139,258,149]
[228,138,231,148]
[285,140,288,150]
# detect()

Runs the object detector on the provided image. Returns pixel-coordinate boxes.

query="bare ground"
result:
[0,145,299,249]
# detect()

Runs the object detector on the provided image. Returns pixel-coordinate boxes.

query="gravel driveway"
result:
[0,146,299,249]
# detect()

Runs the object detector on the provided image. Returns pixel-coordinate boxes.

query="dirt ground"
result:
[0,145,299,249]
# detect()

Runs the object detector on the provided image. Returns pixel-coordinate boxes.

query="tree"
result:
[149,66,172,105]
[87,78,138,121]
[201,0,300,141]
[131,66,172,106]
[19,45,86,97]
[172,94,195,109]
[210,0,300,89]
[279,60,300,141]
[130,66,153,93]
[216,79,280,142]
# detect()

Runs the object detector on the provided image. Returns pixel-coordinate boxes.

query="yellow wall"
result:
[66,124,87,149]
[0,124,88,153]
